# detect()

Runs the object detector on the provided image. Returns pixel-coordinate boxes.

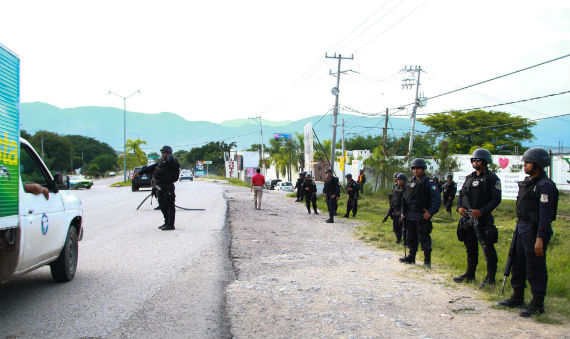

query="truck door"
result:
[18,142,66,271]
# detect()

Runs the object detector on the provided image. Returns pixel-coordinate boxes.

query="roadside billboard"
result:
[0,44,20,227]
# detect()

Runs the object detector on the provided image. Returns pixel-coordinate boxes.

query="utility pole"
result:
[341,119,346,184]
[249,116,265,175]
[382,108,389,151]
[326,52,353,173]
[401,65,423,166]
[41,134,44,160]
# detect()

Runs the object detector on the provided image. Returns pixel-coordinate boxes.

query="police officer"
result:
[498,148,559,317]
[343,173,359,218]
[294,172,306,202]
[433,175,442,192]
[301,173,318,214]
[454,149,501,287]
[389,173,407,243]
[135,145,180,231]
[441,173,457,215]
[400,158,441,268]
[323,169,340,223]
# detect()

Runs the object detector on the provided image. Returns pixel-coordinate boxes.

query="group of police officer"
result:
[382,147,559,317]
[295,146,558,317]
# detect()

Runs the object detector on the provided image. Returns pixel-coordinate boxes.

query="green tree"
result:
[90,154,117,176]
[419,110,535,154]
[186,141,236,174]
[28,130,72,172]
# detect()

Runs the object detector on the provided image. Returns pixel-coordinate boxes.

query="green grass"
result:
[202,174,251,188]
[287,188,570,322]
[110,179,132,187]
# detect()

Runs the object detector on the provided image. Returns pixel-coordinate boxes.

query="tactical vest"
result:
[516,175,558,223]
[405,176,430,213]
[391,185,404,210]
[154,157,180,185]
[460,171,493,209]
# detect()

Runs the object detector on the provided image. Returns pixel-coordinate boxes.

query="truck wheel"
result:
[132,185,138,192]
[50,226,78,282]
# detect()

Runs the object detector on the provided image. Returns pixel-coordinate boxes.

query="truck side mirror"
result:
[54,174,68,191]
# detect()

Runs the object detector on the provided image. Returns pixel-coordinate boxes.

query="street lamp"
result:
[108,89,141,183]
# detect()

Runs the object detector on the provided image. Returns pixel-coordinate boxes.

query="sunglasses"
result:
[471,158,483,163]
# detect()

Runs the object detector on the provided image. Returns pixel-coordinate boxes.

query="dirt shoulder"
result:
[224,185,569,339]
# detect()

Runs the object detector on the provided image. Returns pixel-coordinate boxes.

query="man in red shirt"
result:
[251,168,266,210]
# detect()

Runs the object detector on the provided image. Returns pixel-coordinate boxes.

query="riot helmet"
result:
[346,173,352,179]
[470,148,492,165]
[396,173,408,181]
[521,147,550,168]
[393,172,399,178]
[160,145,173,154]
[446,173,453,180]
[410,158,427,170]
[433,175,439,182]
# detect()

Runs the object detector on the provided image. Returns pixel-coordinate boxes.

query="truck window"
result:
[20,145,49,187]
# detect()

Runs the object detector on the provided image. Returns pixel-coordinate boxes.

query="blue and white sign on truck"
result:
[0,43,84,283]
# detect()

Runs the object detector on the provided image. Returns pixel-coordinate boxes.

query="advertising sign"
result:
[225,160,238,178]
[0,44,20,227]
[195,160,205,176]
[246,167,256,177]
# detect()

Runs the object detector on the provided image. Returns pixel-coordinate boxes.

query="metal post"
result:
[331,55,341,173]
[108,90,140,183]
[407,66,422,166]
[341,119,345,184]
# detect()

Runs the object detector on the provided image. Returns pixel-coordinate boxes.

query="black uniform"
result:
[456,170,501,283]
[441,180,457,215]
[511,171,558,298]
[402,174,441,263]
[323,175,340,221]
[139,155,180,228]
[301,178,318,213]
[389,184,405,243]
[345,180,360,217]
[295,176,305,202]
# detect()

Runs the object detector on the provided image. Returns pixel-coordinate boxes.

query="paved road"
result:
[0,178,233,339]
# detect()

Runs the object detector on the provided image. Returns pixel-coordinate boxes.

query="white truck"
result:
[0,43,83,284]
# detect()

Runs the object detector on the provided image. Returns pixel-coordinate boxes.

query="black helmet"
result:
[160,145,173,154]
[346,173,352,179]
[325,169,333,174]
[410,158,427,169]
[396,173,408,181]
[433,175,439,182]
[470,148,492,165]
[522,147,550,168]
[305,173,312,178]
[446,173,453,179]
[299,172,306,177]
[393,172,399,178]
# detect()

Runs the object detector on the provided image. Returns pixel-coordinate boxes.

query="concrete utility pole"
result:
[341,119,345,184]
[401,66,423,166]
[382,108,389,151]
[326,53,353,174]
[249,116,265,174]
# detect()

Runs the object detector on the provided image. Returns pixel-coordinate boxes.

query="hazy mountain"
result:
[20,102,569,153]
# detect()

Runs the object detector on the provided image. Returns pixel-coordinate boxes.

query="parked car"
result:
[275,181,294,192]
[69,175,93,189]
[266,179,282,190]
[179,170,194,181]
[131,166,152,191]
[108,171,116,176]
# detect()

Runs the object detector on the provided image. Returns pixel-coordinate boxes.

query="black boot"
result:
[342,214,349,218]
[399,249,416,264]
[423,250,432,268]
[307,210,311,214]
[498,288,525,308]
[453,274,475,283]
[314,209,319,215]
[519,296,545,317]
[480,262,497,288]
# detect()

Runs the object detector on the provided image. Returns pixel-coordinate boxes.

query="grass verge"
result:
[202,174,250,188]
[110,179,132,187]
[285,188,570,323]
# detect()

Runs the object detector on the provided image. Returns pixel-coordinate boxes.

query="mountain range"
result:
[20,102,569,153]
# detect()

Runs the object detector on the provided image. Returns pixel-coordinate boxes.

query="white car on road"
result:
[274,181,294,192]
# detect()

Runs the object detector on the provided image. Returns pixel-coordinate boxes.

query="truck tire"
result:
[50,226,78,282]
[132,185,138,192]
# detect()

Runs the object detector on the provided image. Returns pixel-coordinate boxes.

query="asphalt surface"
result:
[0,177,233,339]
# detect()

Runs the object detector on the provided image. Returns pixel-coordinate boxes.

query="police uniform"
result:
[295,173,306,202]
[301,176,318,214]
[138,146,180,230]
[323,171,340,223]
[344,176,359,217]
[389,180,405,243]
[442,178,457,215]
[401,172,441,266]
[456,169,501,285]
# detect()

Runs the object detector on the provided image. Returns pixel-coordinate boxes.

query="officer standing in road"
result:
[454,149,501,287]
[135,145,180,231]
[294,172,306,202]
[441,173,457,215]
[387,173,407,243]
[343,173,359,218]
[400,158,441,268]
[323,169,340,223]
[301,173,318,214]
[498,148,558,317]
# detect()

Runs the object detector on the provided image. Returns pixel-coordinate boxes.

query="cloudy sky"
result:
[2,0,569,124]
